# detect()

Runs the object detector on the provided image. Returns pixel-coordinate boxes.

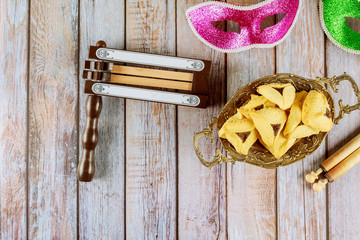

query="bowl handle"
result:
[315,73,360,124]
[193,117,235,169]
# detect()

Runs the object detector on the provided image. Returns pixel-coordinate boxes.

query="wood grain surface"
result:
[28,0,78,238]
[226,2,277,239]
[125,0,177,239]
[276,0,327,239]
[0,0,28,239]
[1,0,360,239]
[78,0,126,239]
[177,1,227,239]
[327,21,360,238]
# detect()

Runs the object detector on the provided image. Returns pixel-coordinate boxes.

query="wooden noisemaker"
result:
[77,41,211,182]
[305,133,360,183]
[313,147,360,192]
[77,41,106,182]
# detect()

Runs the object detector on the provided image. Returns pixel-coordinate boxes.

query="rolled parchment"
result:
[313,147,360,192]
[306,133,360,183]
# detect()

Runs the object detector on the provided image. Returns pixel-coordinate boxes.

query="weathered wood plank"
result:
[226,1,277,239]
[177,1,227,239]
[0,0,28,239]
[28,0,78,238]
[125,0,177,239]
[276,0,326,239]
[327,27,360,239]
[78,1,125,239]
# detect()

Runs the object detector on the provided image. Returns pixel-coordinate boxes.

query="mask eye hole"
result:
[211,20,241,33]
[261,13,286,31]
[346,17,360,34]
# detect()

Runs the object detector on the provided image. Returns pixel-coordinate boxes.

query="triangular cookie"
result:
[250,107,287,146]
[257,83,296,110]
[226,130,258,155]
[284,91,308,135]
[260,133,297,159]
[302,90,333,132]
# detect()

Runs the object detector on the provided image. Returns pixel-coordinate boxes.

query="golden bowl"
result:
[194,73,360,169]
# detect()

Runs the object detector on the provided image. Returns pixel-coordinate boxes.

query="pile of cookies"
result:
[219,83,333,159]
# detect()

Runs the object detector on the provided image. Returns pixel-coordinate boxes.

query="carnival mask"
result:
[319,0,360,54]
[186,0,302,53]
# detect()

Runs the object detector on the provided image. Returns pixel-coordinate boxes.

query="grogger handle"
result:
[77,95,102,182]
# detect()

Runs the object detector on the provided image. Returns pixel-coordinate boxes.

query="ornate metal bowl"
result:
[194,73,360,169]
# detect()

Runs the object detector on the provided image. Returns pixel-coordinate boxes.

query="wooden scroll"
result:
[306,132,360,183]
[306,132,360,192]
[321,133,360,171]
[313,148,360,192]
[325,147,360,182]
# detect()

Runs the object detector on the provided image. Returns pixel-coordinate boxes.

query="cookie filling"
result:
[236,131,251,142]
[324,108,331,118]
[274,88,284,95]
[255,105,264,111]
[271,124,282,136]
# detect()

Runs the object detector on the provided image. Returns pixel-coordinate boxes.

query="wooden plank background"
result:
[1,0,360,239]
[1,0,28,239]
[79,0,125,239]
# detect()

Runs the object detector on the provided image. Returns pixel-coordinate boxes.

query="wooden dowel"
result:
[306,133,360,183]
[110,74,192,91]
[112,65,193,82]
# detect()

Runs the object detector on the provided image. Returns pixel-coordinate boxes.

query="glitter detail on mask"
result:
[320,0,360,54]
[186,0,301,53]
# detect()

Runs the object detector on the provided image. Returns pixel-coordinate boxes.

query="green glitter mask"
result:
[320,0,360,54]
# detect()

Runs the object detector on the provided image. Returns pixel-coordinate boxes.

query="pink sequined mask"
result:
[186,0,301,53]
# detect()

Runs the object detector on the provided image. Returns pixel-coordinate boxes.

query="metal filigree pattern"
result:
[315,73,360,124]
[193,73,360,169]
[193,118,235,169]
